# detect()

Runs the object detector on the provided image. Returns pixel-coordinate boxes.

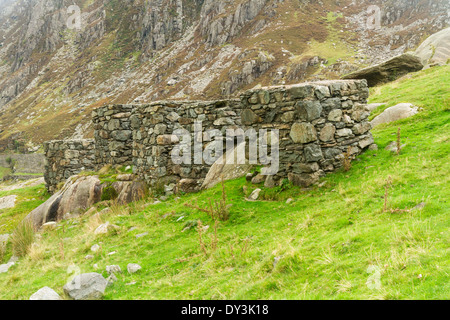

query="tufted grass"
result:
[0,66,448,300]
[10,219,35,258]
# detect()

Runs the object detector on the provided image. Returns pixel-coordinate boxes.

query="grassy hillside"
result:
[0,183,49,234]
[0,65,448,300]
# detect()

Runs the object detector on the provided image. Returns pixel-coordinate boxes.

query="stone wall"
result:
[44,139,96,193]
[44,79,375,194]
[0,153,45,174]
[92,104,134,168]
[131,99,242,188]
[238,80,373,187]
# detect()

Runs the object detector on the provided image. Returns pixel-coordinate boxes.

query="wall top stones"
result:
[241,80,369,102]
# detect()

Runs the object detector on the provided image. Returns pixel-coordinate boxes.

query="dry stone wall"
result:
[44,139,96,193]
[44,80,375,194]
[92,104,134,167]
[131,99,243,190]
[239,80,373,187]
[0,154,45,174]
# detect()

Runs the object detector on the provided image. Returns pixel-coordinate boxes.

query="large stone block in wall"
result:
[296,100,322,121]
[304,144,323,162]
[241,109,261,125]
[288,172,320,188]
[319,123,336,142]
[290,123,318,144]
[288,85,315,99]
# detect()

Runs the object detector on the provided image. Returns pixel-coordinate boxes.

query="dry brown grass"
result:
[0,239,6,263]
[342,146,353,172]
[11,219,35,258]
[186,177,231,222]
[396,127,402,156]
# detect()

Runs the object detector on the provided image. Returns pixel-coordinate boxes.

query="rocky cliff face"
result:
[0,0,449,151]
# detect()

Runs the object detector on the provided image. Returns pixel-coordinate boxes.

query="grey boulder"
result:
[371,103,419,127]
[63,273,108,300]
[0,261,14,274]
[202,142,253,190]
[415,27,450,67]
[25,175,147,229]
[0,195,17,210]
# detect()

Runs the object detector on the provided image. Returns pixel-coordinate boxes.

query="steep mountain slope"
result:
[0,0,449,151]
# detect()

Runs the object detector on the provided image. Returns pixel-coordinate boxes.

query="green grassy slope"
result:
[0,66,449,300]
[0,185,49,234]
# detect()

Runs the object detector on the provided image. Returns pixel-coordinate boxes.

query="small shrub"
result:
[196,221,208,256]
[56,181,66,191]
[153,179,167,196]
[384,176,393,213]
[101,185,118,201]
[383,176,411,214]
[260,179,293,201]
[5,157,16,172]
[187,176,231,221]
[11,219,35,257]
[196,219,219,257]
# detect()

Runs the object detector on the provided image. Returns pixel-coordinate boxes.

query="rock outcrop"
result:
[26,175,103,228]
[415,27,450,67]
[26,174,147,229]
[202,142,254,190]
[343,53,424,87]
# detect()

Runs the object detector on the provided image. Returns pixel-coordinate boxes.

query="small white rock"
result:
[107,274,118,286]
[127,263,142,274]
[0,262,15,274]
[249,189,262,201]
[42,222,58,230]
[136,232,149,239]
[106,265,122,275]
[94,222,110,235]
[29,287,62,300]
